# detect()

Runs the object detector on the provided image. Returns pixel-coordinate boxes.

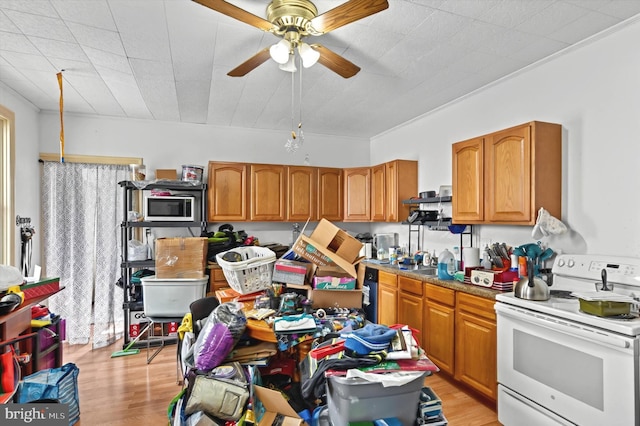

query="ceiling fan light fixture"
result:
[269,39,291,64]
[279,53,297,72]
[298,42,320,68]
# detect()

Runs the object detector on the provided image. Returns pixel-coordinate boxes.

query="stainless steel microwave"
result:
[143,195,195,221]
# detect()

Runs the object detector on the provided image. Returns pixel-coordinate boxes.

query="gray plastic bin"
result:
[326,372,425,425]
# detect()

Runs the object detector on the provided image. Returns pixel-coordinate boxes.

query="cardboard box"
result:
[313,276,357,290]
[155,237,208,278]
[312,289,362,309]
[287,283,362,309]
[253,385,304,426]
[155,168,177,180]
[272,259,313,285]
[292,219,364,278]
[310,219,363,263]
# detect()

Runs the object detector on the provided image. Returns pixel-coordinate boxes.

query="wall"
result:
[371,17,640,260]
[37,112,373,244]
[0,86,41,270]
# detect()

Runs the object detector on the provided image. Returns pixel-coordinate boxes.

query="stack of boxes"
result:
[276,219,364,309]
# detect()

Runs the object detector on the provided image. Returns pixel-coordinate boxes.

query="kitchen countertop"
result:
[363,261,505,300]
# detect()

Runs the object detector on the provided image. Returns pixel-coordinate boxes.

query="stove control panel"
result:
[553,254,640,287]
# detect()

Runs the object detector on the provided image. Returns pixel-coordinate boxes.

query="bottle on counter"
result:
[438,248,456,280]
[481,245,492,270]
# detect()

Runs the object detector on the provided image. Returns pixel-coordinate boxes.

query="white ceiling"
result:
[1,0,639,139]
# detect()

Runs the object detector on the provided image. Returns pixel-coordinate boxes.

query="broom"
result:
[111,327,147,358]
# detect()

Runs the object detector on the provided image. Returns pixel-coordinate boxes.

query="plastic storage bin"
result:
[326,372,426,426]
[216,246,276,294]
[140,276,207,317]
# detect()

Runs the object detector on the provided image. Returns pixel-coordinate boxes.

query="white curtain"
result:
[41,161,129,348]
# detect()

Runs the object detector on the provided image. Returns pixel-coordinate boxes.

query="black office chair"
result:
[177,296,220,383]
[190,296,220,338]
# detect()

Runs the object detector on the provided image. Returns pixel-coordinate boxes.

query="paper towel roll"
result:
[462,247,480,268]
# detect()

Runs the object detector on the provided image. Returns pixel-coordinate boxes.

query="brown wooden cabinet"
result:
[250,164,287,221]
[452,121,561,225]
[207,162,248,222]
[287,166,317,222]
[423,283,455,375]
[317,167,343,221]
[207,264,229,295]
[370,164,386,222]
[377,270,398,326]
[385,160,418,222]
[343,167,371,222]
[452,137,484,222]
[455,292,497,401]
[397,275,423,341]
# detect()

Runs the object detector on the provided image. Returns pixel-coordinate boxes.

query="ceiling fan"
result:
[193,0,389,78]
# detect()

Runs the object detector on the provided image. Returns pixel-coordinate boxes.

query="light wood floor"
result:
[64,341,501,425]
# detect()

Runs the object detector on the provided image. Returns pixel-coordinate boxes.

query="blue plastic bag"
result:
[17,363,80,425]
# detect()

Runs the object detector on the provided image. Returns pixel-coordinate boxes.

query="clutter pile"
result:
[170,219,444,426]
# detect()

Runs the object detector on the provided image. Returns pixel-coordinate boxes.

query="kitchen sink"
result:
[391,265,437,277]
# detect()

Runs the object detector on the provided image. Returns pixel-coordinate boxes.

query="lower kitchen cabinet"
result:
[377,271,398,326]
[208,264,230,295]
[397,276,423,343]
[455,292,497,401]
[423,283,455,375]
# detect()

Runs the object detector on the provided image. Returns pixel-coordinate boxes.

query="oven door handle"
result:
[496,303,632,350]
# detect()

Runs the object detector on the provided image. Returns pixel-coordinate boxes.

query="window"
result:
[0,105,15,266]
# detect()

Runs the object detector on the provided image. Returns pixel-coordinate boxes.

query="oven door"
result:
[496,303,639,426]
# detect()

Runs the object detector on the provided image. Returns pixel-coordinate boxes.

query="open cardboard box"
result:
[292,219,364,278]
[254,385,305,426]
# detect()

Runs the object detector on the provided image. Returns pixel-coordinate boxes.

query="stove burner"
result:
[550,290,575,299]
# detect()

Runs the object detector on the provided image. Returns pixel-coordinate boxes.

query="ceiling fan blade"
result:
[227,47,272,77]
[192,0,278,32]
[310,0,389,34]
[312,44,361,78]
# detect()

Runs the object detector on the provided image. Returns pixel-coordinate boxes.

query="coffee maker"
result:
[373,233,398,260]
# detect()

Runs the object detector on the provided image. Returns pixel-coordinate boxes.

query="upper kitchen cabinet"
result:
[452,137,484,222]
[287,166,317,222]
[343,167,371,222]
[317,167,343,221]
[452,121,561,225]
[371,164,386,222]
[385,160,418,222]
[251,164,287,221]
[208,162,248,222]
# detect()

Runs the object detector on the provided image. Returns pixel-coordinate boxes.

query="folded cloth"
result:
[341,323,397,355]
[532,207,567,240]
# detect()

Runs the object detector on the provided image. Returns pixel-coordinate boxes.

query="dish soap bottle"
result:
[438,248,456,280]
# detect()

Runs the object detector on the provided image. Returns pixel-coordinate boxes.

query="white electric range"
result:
[495,254,640,426]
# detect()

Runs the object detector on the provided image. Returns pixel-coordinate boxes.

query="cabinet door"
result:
[452,137,484,223]
[251,164,287,221]
[287,166,317,222]
[398,291,422,337]
[371,164,386,222]
[343,167,371,222]
[377,271,397,326]
[455,292,497,401]
[207,162,248,222]
[424,283,455,374]
[385,160,418,223]
[485,124,531,223]
[378,284,398,326]
[317,167,343,221]
[424,300,455,375]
